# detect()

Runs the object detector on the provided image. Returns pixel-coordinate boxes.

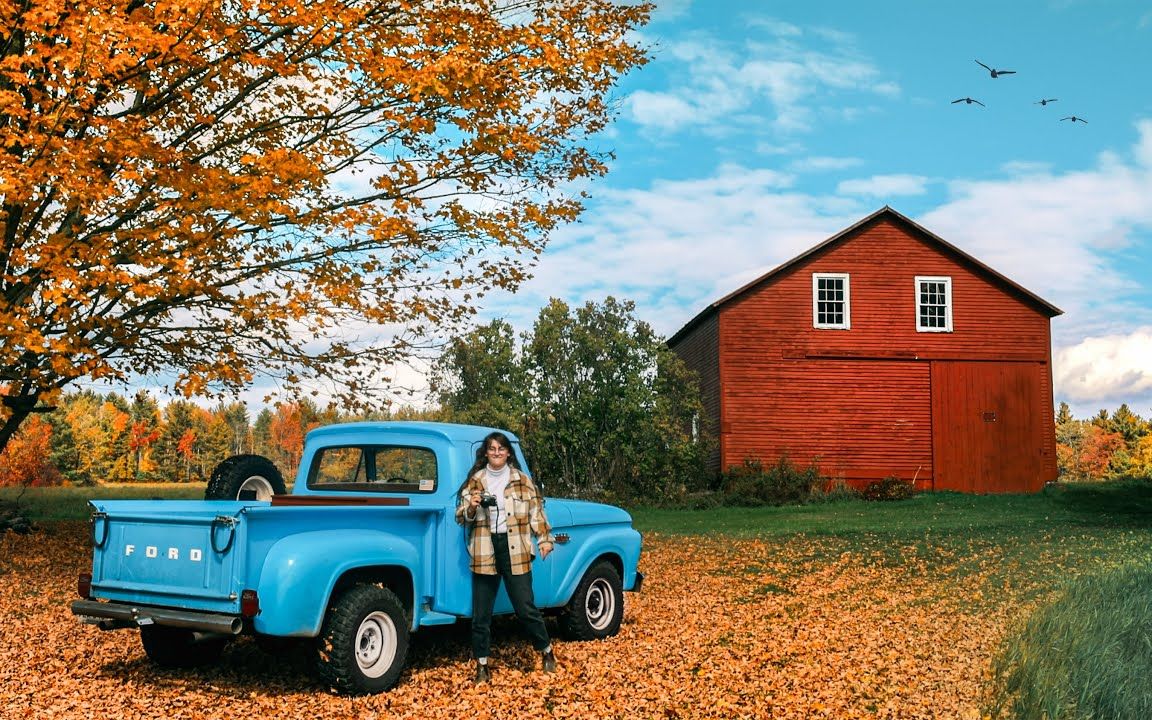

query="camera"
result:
[479,493,498,508]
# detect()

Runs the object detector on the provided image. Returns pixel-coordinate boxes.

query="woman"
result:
[455,431,557,683]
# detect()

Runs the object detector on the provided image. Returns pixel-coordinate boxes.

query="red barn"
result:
[668,206,1062,494]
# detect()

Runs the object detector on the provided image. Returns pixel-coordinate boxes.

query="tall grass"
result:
[988,563,1152,720]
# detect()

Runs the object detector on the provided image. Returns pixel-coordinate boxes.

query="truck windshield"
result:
[308,445,438,493]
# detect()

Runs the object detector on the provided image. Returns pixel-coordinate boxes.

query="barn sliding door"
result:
[931,361,1047,493]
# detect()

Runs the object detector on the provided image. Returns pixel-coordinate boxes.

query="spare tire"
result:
[205,454,286,500]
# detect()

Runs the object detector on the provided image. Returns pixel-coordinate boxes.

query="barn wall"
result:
[721,358,933,484]
[667,312,722,473]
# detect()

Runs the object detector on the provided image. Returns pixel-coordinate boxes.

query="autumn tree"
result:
[153,399,202,482]
[0,414,62,487]
[0,0,652,454]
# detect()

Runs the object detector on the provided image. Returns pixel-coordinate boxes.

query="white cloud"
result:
[836,174,929,197]
[626,90,705,133]
[789,156,863,172]
[626,19,898,137]
[1054,329,1152,413]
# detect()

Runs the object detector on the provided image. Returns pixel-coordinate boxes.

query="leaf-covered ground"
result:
[0,522,1098,719]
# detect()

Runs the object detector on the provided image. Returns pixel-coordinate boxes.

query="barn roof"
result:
[667,206,1064,347]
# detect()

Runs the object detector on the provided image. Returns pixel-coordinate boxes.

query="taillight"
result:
[77,572,92,599]
[240,589,260,618]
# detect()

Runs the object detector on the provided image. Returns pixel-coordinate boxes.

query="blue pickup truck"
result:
[71,421,644,694]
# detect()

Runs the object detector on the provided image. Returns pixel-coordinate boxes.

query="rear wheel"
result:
[314,584,410,695]
[140,625,230,668]
[205,455,286,501]
[560,561,624,641]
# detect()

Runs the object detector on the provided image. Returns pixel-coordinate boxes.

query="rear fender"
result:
[253,530,419,636]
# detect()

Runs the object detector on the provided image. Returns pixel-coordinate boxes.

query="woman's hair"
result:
[459,431,522,495]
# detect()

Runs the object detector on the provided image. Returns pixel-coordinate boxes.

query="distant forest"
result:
[0,392,1148,489]
[0,390,436,488]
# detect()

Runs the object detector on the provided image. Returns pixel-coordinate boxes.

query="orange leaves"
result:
[1,525,1038,718]
[0,415,62,486]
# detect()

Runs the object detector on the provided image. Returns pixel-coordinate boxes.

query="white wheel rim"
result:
[355,611,398,678]
[238,475,275,500]
[585,578,617,631]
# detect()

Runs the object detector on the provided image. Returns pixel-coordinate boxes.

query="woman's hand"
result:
[538,541,553,560]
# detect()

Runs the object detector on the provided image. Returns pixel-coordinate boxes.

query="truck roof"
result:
[305,421,520,446]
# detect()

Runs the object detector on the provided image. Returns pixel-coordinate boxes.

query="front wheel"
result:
[560,561,625,641]
[140,625,230,668]
[314,584,410,695]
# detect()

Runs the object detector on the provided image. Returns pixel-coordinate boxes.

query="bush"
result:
[987,563,1152,720]
[720,454,822,506]
[861,476,915,501]
[813,478,861,503]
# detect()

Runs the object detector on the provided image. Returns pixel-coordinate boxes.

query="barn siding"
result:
[713,216,1057,492]
[721,358,933,485]
[668,313,722,473]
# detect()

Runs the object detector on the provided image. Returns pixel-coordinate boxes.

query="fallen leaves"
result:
[0,522,1113,719]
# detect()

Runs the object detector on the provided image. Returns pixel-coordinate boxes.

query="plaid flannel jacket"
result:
[455,467,554,576]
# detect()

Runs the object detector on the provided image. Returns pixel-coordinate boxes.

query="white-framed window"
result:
[915,276,953,332]
[812,273,850,329]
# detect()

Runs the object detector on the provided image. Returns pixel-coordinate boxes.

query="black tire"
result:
[205,454,286,500]
[560,561,625,641]
[314,584,410,695]
[140,625,230,668]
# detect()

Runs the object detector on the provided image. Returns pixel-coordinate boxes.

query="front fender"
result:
[253,529,420,636]
[551,526,642,607]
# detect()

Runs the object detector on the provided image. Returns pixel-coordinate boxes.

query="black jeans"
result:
[471,532,550,659]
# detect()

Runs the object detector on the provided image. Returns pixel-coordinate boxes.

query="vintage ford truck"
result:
[71,421,644,694]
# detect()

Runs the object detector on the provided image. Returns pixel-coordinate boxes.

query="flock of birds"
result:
[952,60,1087,123]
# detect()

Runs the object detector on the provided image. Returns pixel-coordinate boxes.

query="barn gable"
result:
[668,206,1062,494]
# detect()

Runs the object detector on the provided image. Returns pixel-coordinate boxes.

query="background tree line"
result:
[0,297,707,501]
[0,391,434,488]
[1055,401,1152,481]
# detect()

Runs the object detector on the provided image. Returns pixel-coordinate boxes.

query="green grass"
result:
[0,482,206,521]
[988,563,1152,720]
[628,480,1152,538]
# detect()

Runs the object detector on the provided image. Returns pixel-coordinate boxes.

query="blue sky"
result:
[470,0,1152,421]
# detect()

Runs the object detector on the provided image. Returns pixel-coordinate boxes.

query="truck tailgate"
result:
[89,500,248,613]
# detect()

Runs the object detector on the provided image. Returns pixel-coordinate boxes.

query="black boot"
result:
[541,649,557,673]
[474,662,490,684]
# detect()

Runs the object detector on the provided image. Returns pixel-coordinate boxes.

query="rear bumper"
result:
[72,599,243,635]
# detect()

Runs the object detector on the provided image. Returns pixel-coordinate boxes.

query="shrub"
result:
[861,476,915,501]
[813,477,861,503]
[987,563,1152,720]
[720,454,822,506]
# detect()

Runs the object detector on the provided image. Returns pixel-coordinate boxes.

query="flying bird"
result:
[952,97,985,106]
[1060,116,1088,123]
[1034,98,1058,106]
[975,59,1015,78]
